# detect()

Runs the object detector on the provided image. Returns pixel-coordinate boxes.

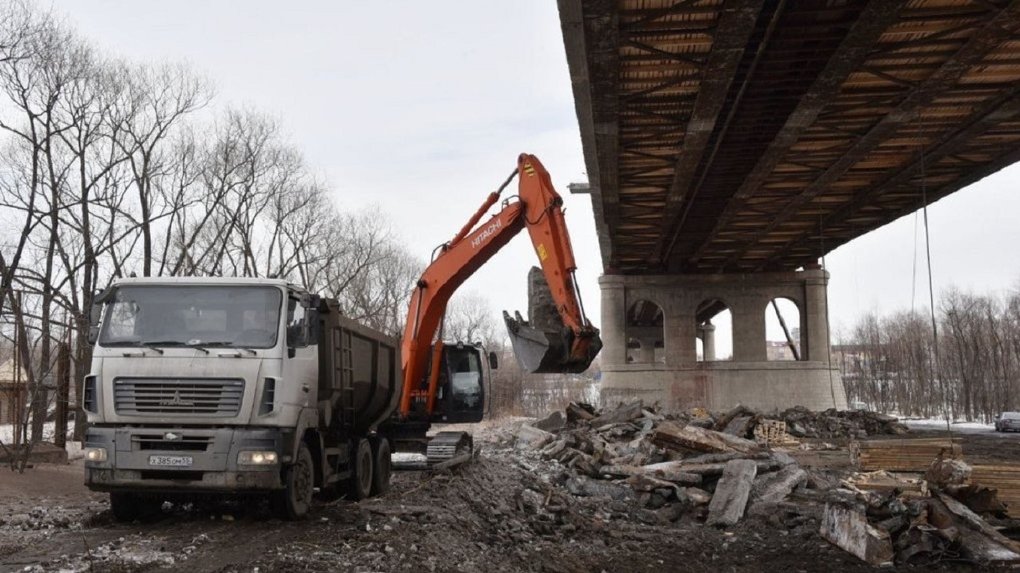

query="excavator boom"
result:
[399,154,601,418]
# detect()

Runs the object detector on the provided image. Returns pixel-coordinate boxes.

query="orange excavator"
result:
[384,153,602,466]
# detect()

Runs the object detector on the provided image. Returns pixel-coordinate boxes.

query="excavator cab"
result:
[432,344,487,424]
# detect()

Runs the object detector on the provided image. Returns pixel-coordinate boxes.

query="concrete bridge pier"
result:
[598,268,847,413]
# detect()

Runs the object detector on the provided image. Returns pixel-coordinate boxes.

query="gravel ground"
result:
[0,420,1013,572]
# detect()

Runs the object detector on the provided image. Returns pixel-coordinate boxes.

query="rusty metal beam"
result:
[759,86,1020,271]
[720,0,1020,271]
[687,0,907,268]
[559,0,619,269]
[784,142,1020,272]
[647,0,765,267]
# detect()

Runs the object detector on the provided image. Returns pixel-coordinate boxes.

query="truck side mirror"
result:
[87,287,115,345]
[488,351,499,370]
[87,300,102,344]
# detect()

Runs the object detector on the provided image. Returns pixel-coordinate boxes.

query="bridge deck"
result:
[560,0,1020,274]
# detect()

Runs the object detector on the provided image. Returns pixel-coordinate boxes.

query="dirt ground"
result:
[0,422,1015,572]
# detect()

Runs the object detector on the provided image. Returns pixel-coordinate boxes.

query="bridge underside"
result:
[558,0,1020,411]
[561,0,1020,274]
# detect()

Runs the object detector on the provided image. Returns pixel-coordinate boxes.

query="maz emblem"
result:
[159,391,195,408]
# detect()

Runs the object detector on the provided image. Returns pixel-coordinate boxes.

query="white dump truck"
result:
[81,277,489,520]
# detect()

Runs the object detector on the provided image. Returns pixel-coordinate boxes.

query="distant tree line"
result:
[0,2,507,450]
[837,283,1020,423]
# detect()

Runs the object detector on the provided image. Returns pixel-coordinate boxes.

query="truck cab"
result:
[82,277,489,520]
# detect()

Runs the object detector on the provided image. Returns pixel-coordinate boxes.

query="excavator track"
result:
[426,431,473,468]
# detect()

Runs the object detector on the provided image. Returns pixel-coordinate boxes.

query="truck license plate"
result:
[148,455,193,467]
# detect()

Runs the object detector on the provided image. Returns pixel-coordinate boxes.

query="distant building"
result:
[766,340,799,361]
[0,358,27,426]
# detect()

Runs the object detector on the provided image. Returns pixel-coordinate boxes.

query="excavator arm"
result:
[398,153,602,417]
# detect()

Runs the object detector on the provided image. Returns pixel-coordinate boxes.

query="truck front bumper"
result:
[84,426,294,494]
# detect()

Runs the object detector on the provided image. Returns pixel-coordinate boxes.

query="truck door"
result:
[434,346,485,423]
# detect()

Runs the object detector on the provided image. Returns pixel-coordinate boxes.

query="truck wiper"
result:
[185,342,210,355]
[139,340,209,354]
[201,341,257,356]
[138,340,179,355]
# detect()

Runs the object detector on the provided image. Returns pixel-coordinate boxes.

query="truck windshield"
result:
[98,285,283,349]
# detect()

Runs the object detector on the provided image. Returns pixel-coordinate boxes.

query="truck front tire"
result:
[371,437,391,496]
[349,438,373,501]
[272,442,315,519]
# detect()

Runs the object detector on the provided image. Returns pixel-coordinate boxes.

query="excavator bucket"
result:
[503,311,602,374]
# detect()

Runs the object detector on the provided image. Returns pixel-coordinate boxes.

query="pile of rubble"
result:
[779,406,909,439]
[515,401,1020,567]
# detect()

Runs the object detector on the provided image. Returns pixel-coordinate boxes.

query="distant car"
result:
[995,412,1020,432]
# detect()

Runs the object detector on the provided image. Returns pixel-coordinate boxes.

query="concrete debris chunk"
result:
[820,503,894,566]
[924,456,971,487]
[723,416,754,438]
[749,464,807,507]
[928,494,1020,562]
[598,462,702,485]
[653,422,760,455]
[515,425,554,450]
[590,401,644,428]
[565,402,596,422]
[532,410,566,433]
[706,459,757,527]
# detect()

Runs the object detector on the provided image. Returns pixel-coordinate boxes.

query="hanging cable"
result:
[918,131,951,438]
[911,210,920,312]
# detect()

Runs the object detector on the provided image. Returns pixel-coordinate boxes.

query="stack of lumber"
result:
[753,419,798,446]
[854,437,962,471]
[971,463,1020,516]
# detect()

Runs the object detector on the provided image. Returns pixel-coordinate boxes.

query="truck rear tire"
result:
[272,442,315,520]
[348,438,373,501]
[371,437,391,496]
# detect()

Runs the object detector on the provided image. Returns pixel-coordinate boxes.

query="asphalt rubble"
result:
[515,401,1020,569]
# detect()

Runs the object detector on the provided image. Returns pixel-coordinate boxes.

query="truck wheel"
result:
[348,438,373,501]
[110,492,158,522]
[371,437,391,496]
[272,442,315,519]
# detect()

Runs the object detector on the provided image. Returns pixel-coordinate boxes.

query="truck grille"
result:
[114,378,244,416]
[132,434,213,451]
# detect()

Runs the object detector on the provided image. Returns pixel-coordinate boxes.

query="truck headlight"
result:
[83,447,107,462]
[238,451,278,465]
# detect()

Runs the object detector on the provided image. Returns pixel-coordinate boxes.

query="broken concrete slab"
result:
[723,416,754,438]
[684,487,712,506]
[750,464,807,506]
[820,503,894,566]
[590,401,644,428]
[944,484,1008,516]
[935,492,1020,557]
[565,402,595,422]
[516,425,554,450]
[653,422,761,455]
[598,463,702,486]
[927,495,1020,563]
[706,459,757,527]
[564,476,634,501]
[532,411,566,433]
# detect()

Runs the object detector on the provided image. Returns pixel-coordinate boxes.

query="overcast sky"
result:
[49,0,1020,353]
